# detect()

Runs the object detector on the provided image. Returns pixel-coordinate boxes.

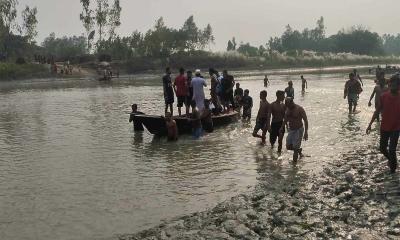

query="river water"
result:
[0,69,378,240]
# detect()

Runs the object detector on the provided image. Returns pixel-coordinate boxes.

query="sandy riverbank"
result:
[118,144,400,240]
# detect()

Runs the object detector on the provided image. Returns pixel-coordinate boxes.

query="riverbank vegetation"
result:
[1,0,400,78]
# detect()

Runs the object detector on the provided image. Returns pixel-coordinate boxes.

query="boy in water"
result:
[368,71,387,122]
[280,98,309,163]
[270,91,286,153]
[201,99,214,133]
[234,82,244,113]
[253,90,271,144]
[190,105,203,139]
[264,75,269,87]
[242,89,253,122]
[165,112,178,141]
[301,75,308,92]
[129,104,145,131]
[344,72,363,114]
[285,81,295,98]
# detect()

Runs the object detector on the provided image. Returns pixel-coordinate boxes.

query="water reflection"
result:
[0,71,379,240]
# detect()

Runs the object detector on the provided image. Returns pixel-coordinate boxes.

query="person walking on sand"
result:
[368,71,387,122]
[301,75,308,92]
[253,90,271,144]
[285,81,295,98]
[163,67,174,116]
[174,68,189,116]
[366,74,400,174]
[191,69,207,112]
[270,90,286,153]
[344,72,363,114]
[280,97,308,163]
[264,75,269,87]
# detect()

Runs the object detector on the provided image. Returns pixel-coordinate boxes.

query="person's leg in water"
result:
[380,131,393,171]
[278,130,284,154]
[348,100,353,114]
[388,131,400,173]
[352,101,357,113]
[269,122,279,148]
[253,121,266,144]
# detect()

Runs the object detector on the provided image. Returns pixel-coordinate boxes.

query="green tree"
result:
[237,42,259,57]
[181,15,198,51]
[79,0,95,51]
[95,0,109,42]
[0,0,18,34]
[21,6,38,43]
[108,0,121,40]
[42,33,87,60]
[198,23,214,50]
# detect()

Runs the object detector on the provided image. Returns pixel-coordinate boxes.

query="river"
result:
[0,68,378,240]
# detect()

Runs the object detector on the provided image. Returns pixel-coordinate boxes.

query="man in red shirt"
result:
[367,74,400,173]
[174,68,189,116]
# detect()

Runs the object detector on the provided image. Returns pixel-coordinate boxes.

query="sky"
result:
[17,0,400,51]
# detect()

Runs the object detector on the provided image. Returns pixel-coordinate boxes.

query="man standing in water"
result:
[186,71,194,113]
[344,72,363,114]
[242,89,253,122]
[174,68,188,116]
[234,82,244,113]
[367,75,400,174]
[264,75,269,87]
[280,97,309,163]
[270,91,286,153]
[301,75,308,92]
[163,67,174,116]
[368,71,387,122]
[165,112,178,141]
[191,69,207,111]
[253,90,271,144]
[285,81,295,98]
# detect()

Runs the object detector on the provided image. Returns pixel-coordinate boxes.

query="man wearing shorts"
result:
[344,72,363,114]
[270,90,286,153]
[174,68,188,116]
[280,97,309,162]
[253,90,271,144]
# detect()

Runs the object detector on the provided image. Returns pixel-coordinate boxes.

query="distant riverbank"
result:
[2,53,400,81]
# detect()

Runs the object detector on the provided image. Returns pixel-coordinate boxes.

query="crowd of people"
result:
[130,67,400,171]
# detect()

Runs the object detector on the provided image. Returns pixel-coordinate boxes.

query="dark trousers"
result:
[380,130,400,172]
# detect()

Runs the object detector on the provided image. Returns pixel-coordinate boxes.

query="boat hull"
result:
[133,112,239,136]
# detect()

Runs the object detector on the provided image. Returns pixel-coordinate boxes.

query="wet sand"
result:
[119,144,400,240]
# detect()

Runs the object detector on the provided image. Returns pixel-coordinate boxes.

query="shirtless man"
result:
[253,90,271,144]
[301,75,308,92]
[269,90,286,153]
[280,98,308,162]
[165,112,178,141]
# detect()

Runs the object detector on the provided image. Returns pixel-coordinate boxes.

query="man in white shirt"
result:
[191,69,207,111]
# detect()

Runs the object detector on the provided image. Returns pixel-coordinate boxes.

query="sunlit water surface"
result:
[0,70,379,240]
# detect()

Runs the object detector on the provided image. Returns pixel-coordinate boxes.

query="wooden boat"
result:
[133,112,239,136]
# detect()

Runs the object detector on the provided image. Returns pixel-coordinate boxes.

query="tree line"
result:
[230,17,400,57]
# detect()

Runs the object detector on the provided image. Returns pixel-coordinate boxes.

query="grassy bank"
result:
[0,63,50,80]
[123,51,400,73]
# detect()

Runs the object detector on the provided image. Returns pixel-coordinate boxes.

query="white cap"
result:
[195,69,201,74]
